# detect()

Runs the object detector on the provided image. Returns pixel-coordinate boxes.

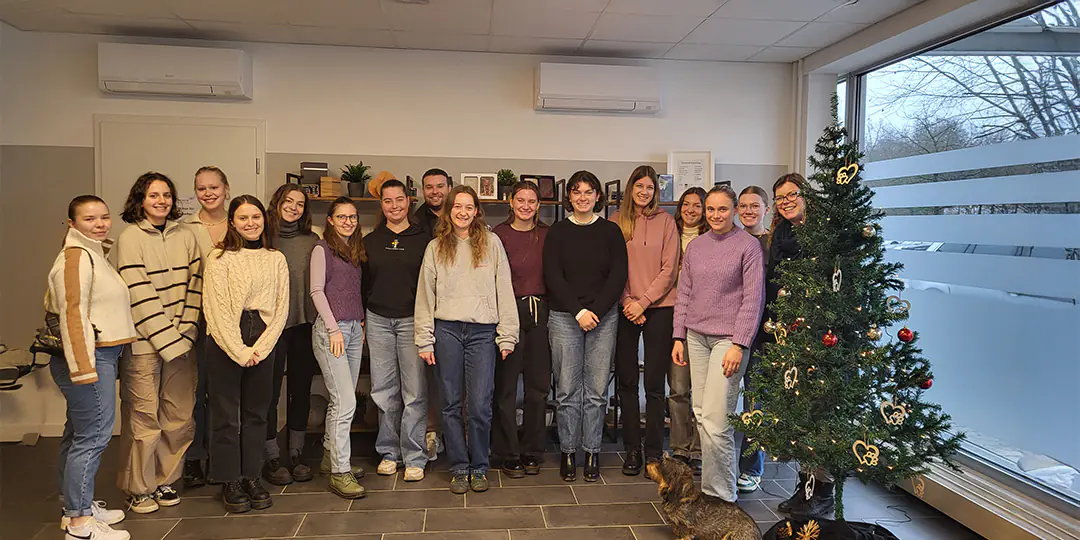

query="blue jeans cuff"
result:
[63,508,94,518]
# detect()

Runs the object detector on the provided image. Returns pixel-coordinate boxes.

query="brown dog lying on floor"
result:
[646,457,762,540]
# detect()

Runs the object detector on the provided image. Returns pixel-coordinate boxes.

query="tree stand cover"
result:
[763,518,899,540]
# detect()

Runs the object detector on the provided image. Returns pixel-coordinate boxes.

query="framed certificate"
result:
[667,150,714,198]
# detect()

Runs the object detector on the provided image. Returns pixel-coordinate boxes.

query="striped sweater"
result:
[116,219,203,360]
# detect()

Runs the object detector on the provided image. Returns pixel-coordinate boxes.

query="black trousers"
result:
[615,306,674,458]
[208,310,276,482]
[266,323,318,441]
[492,296,551,460]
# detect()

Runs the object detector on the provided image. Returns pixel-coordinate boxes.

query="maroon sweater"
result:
[492,222,547,297]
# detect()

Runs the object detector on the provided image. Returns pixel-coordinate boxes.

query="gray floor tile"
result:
[739,479,792,501]
[387,532,510,540]
[395,470,499,490]
[350,488,464,511]
[115,518,181,540]
[737,499,779,522]
[511,526,637,540]
[496,467,571,487]
[571,483,659,504]
[466,486,577,507]
[630,525,677,540]
[257,492,351,514]
[425,506,546,531]
[283,472,397,494]
[162,514,303,539]
[296,509,425,536]
[598,470,653,485]
[125,496,227,520]
[543,503,665,527]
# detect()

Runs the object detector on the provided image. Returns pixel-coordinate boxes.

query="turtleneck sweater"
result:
[276,220,319,327]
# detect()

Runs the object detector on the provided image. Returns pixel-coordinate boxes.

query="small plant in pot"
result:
[497,169,516,200]
[341,162,372,197]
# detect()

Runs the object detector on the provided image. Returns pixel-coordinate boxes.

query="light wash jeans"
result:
[686,330,749,502]
[548,306,618,454]
[313,316,364,474]
[434,320,497,476]
[366,310,428,469]
[52,345,124,517]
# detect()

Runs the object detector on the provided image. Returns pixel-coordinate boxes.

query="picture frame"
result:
[461,173,481,195]
[521,174,556,201]
[478,174,498,200]
[657,173,675,203]
[667,150,714,198]
[300,183,320,198]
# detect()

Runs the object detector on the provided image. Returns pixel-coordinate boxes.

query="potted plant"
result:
[341,162,372,198]
[497,169,516,200]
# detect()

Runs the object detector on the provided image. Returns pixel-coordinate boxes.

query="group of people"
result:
[45,162,815,540]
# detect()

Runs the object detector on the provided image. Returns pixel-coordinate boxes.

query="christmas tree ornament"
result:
[790,317,805,331]
[867,325,882,340]
[913,476,926,499]
[778,287,789,298]
[741,409,764,427]
[784,366,799,390]
[832,265,842,292]
[804,474,816,501]
[763,319,777,334]
[822,331,838,347]
[898,327,914,342]
[835,163,859,185]
[852,439,881,466]
[774,324,788,345]
[862,225,876,238]
[796,520,821,540]
[886,295,911,315]
[920,378,933,389]
[880,401,908,426]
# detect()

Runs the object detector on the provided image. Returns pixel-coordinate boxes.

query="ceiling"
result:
[0,0,924,62]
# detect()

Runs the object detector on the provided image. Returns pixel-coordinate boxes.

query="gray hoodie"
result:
[414,232,519,354]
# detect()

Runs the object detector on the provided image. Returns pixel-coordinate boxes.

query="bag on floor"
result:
[762,518,899,540]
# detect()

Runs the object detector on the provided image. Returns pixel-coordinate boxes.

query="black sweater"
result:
[361,222,431,319]
[415,203,440,239]
[543,217,629,316]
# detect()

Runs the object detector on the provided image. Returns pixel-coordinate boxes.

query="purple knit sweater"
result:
[673,227,765,348]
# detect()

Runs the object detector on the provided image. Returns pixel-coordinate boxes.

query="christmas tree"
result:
[735,95,965,519]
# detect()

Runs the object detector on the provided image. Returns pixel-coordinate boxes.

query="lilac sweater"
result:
[673,227,765,348]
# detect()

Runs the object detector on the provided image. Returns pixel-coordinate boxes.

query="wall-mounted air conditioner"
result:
[534,62,661,115]
[98,43,253,100]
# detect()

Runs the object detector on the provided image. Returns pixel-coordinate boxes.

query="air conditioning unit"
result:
[98,43,253,100]
[535,62,661,114]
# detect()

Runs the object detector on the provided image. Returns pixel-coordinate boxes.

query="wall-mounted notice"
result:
[667,150,714,197]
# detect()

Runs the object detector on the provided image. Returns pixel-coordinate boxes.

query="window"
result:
[858,0,1080,507]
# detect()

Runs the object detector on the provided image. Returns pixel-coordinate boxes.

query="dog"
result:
[646,456,762,540]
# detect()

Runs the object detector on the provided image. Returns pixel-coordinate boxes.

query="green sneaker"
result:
[449,473,470,494]
[469,473,489,492]
[328,472,366,499]
[320,450,366,478]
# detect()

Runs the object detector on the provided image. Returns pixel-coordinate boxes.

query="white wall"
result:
[0,27,793,166]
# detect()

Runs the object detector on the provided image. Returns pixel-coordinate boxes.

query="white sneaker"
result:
[65,518,131,540]
[404,467,425,482]
[60,501,126,530]
[377,459,398,476]
[737,473,761,493]
[426,432,440,462]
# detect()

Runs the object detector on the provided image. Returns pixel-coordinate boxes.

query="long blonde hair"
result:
[435,185,489,268]
[617,165,659,241]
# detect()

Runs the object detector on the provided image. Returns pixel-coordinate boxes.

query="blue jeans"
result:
[433,320,497,476]
[548,306,618,454]
[686,330,749,502]
[367,310,428,469]
[738,354,764,477]
[52,345,124,517]
[312,317,365,474]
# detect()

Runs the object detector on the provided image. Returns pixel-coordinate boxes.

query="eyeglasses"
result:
[773,191,802,204]
[333,215,359,223]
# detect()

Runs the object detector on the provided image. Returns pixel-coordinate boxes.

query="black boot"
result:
[793,480,835,520]
[560,452,576,482]
[622,448,642,476]
[222,480,251,513]
[777,472,809,514]
[262,458,294,486]
[522,454,541,476]
[502,458,526,479]
[584,452,600,483]
[290,454,313,483]
[183,459,207,489]
[242,478,273,510]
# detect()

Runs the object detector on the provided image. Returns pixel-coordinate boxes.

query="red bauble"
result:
[822,331,838,348]
[920,378,933,390]
[790,317,805,331]
[898,327,914,342]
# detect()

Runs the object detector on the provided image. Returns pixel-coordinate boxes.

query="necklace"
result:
[200,210,227,226]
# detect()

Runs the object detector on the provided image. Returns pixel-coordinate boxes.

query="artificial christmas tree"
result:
[734,95,964,520]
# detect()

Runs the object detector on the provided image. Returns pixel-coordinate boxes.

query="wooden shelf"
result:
[309,197,562,205]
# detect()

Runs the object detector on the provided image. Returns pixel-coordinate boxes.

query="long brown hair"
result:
[267,184,314,238]
[216,195,275,257]
[674,187,708,236]
[324,197,366,267]
[616,165,659,241]
[502,180,547,235]
[769,173,809,233]
[435,185,489,268]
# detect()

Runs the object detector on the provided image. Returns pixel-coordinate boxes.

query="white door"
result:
[95,115,266,237]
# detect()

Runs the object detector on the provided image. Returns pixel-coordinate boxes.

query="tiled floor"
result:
[2,435,984,540]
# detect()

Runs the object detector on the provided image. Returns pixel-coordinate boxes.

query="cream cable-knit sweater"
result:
[203,246,290,365]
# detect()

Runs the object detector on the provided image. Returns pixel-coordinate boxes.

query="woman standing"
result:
[415,185,518,494]
[668,187,707,470]
[203,196,289,513]
[311,197,368,500]
[671,185,764,503]
[362,179,430,483]
[543,171,628,483]
[491,181,551,479]
[611,166,680,476]
[116,172,202,514]
[182,166,229,489]
[260,184,320,486]
[48,196,137,540]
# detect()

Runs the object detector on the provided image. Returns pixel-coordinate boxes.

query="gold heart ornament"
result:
[886,295,911,315]
[835,163,859,185]
[880,401,908,426]
[784,366,799,390]
[741,409,764,427]
[852,439,881,466]
[913,476,926,498]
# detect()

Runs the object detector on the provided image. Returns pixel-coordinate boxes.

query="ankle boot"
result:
[560,452,576,482]
[222,480,251,513]
[777,472,809,514]
[793,480,835,519]
[622,448,642,476]
[583,452,600,483]
[241,478,272,510]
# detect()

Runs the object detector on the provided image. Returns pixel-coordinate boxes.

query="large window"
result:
[858,0,1080,506]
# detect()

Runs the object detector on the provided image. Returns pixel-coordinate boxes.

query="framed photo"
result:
[300,183,320,198]
[657,173,675,203]
[478,174,498,200]
[521,174,556,201]
[461,174,481,195]
[667,150,714,198]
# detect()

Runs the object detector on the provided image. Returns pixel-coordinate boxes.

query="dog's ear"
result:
[660,465,696,504]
